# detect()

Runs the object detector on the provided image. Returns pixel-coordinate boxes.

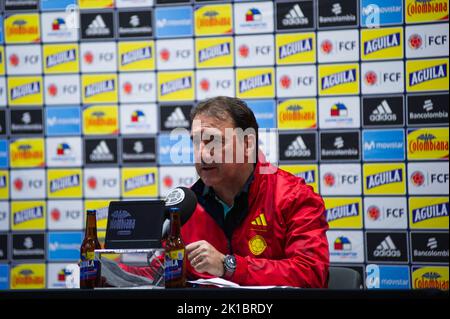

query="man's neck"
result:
[213,164,254,207]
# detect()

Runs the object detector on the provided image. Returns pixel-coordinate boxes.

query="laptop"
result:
[104,200,165,250]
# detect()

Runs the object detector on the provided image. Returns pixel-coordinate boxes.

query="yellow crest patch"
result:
[248,235,267,256]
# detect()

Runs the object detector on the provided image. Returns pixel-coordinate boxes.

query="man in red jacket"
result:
[183,96,329,288]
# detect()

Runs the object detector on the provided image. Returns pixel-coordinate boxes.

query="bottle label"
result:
[164,249,184,281]
[86,251,95,260]
[80,259,100,281]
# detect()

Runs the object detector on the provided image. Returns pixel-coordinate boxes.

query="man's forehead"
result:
[191,115,234,132]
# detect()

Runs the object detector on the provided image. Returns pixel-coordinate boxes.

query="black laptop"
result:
[105,200,165,250]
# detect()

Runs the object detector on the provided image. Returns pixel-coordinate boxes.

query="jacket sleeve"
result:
[230,184,330,288]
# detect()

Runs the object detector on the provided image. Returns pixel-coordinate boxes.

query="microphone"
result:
[162,187,197,237]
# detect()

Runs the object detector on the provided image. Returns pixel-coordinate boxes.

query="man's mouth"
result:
[201,166,217,172]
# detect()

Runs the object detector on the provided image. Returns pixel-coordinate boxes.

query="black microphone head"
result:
[165,186,197,225]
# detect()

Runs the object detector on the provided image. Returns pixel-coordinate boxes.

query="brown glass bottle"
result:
[79,209,102,289]
[164,208,186,288]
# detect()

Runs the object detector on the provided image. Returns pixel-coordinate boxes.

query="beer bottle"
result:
[164,207,186,288]
[80,209,102,289]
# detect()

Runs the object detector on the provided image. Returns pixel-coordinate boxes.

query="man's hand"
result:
[186,240,225,277]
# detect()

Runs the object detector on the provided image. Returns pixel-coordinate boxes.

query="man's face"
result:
[191,114,248,188]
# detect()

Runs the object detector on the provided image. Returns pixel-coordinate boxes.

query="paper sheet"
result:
[188,277,292,289]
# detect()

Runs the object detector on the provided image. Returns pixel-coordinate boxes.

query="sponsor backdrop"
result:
[0,0,448,290]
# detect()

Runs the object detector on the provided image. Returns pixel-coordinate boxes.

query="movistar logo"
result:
[409,64,447,86]
[364,33,400,55]
[322,69,356,90]
[366,169,403,190]
[279,38,313,59]
[239,73,272,93]
[46,49,76,68]
[198,43,230,63]
[121,47,152,66]
[413,202,449,224]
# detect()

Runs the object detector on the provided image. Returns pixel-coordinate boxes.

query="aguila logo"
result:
[367,205,380,221]
[411,171,425,186]
[320,40,333,54]
[365,71,377,86]
[408,34,423,50]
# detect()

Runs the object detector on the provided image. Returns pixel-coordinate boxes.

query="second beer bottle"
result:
[164,207,186,288]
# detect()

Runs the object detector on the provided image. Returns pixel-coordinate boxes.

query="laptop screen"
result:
[105,200,165,249]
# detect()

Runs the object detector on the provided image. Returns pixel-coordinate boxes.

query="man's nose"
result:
[201,143,215,162]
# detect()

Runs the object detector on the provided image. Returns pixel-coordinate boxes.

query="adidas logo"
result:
[165,107,189,128]
[90,140,114,161]
[369,100,397,122]
[86,15,110,36]
[332,3,342,15]
[284,136,311,157]
[334,137,344,149]
[427,237,438,250]
[282,4,309,26]
[251,213,267,226]
[423,99,434,112]
[374,235,401,257]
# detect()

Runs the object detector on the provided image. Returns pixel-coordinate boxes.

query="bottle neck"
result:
[169,211,182,237]
[85,213,98,239]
